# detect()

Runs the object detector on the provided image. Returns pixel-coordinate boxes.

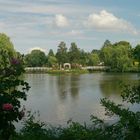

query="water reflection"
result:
[56,75,80,101]
[56,75,68,101]
[99,73,139,98]
[23,73,139,125]
[69,75,79,100]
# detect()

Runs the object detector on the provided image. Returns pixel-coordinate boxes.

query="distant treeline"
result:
[0,33,140,72]
[24,40,140,72]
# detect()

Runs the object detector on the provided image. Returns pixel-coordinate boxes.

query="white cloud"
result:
[29,47,47,53]
[85,10,137,34]
[54,14,69,27]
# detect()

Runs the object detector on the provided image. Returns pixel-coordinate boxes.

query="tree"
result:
[102,40,112,48]
[133,44,140,63]
[91,49,100,55]
[25,49,47,67]
[100,41,133,72]
[88,53,100,66]
[68,42,81,64]
[47,56,58,67]
[100,44,113,65]
[48,49,54,57]
[56,42,68,65]
[0,33,16,57]
[79,50,89,66]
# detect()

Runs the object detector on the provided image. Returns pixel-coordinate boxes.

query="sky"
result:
[0,0,140,54]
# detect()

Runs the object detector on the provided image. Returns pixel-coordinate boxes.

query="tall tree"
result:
[133,44,140,62]
[48,49,54,57]
[68,42,81,64]
[56,41,68,64]
[79,50,89,66]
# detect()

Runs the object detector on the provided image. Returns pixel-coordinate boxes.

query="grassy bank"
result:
[25,69,89,74]
[47,69,88,74]
[25,66,140,74]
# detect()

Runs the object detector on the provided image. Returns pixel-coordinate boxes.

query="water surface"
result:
[22,73,139,125]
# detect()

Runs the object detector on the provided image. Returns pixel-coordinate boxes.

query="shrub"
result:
[0,50,30,140]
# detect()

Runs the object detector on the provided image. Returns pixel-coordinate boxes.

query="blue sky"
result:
[0,0,140,54]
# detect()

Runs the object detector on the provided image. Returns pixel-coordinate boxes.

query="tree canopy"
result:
[22,39,140,72]
[100,41,133,72]
[56,41,68,64]
[133,44,140,62]
[68,42,81,64]
[0,33,16,57]
[25,49,47,67]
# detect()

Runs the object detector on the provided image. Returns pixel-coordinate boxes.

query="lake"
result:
[21,73,140,126]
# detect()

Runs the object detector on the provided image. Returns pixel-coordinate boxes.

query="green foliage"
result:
[47,56,58,67]
[18,112,49,140]
[0,50,30,140]
[91,49,100,55]
[56,42,68,64]
[48,49,55,57]
[25,49,47,67]
[68,42,81,65]
[100,41,133,72]
[87,53,100,66]
[102,40,112,48]
[13,112,108,140]
[21,40,140,72]
[79,50,89,66]
[133,44,140,66]
[121,83,140,104]
[0,33,16,57]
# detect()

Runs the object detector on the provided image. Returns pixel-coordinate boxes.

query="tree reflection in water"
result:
[99,73,138,98]
[56,75,80,101]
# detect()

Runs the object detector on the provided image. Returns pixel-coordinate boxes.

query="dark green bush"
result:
[0,50,30,140]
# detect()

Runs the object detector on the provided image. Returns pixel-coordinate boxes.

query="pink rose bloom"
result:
[2,103,13,111]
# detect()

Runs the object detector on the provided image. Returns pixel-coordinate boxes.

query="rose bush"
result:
[2,103,13,111]
[0,50,30,140]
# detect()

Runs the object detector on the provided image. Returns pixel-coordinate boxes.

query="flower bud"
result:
[10,58,20,65]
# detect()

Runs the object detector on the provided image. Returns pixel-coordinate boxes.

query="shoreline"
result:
[25,67,140,74]
[25,70,140,74]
